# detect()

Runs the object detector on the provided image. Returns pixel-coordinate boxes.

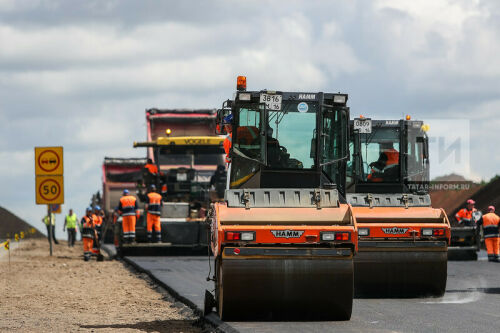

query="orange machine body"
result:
[210,202,358,257]
[353,206,450,243]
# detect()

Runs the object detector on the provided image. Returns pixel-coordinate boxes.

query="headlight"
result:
[240,231,255,241]
[321,232,335,241]
[333,95,346,104]
[176,173,187,181]
[422,229,433,236]
[358,228,369,236]
[238,93,251,101]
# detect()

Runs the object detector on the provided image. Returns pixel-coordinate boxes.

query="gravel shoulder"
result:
[0,239,203,332]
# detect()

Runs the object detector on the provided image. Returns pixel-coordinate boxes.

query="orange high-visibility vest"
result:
[81,216,94,238]
[145,163,159,174]
[146,192,162,216]
[482,213,500,238]
[224,133,232,163]
[385,148,399,166]
[118,195,138,217]
[455,208,474,222]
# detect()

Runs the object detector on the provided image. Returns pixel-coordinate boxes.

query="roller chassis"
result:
[206,86,356,320]
[208,191,357,320]
[348,118,451,297]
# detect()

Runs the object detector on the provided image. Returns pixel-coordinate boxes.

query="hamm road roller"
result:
[205,76,358,320]
[347,117,450,297]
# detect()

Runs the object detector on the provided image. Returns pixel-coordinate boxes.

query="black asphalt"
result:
[125,253,500,333]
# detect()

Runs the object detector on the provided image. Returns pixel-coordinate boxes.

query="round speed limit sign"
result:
[36,176,64,204]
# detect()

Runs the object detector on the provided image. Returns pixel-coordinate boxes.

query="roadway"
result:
[124,251,500,333]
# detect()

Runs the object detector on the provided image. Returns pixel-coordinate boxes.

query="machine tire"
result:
[204,290,215,316]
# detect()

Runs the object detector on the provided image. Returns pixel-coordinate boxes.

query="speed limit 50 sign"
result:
[36,175,64,204]
[35,146,64,205]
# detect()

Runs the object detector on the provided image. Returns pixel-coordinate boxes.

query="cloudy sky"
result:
[1,0,500,237]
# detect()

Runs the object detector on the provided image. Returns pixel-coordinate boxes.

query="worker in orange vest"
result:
[367,142,399,182]
[144,158,159,175]
[455,199,477,226]
[223,115,233,164]
[145,185,163,243]
[478,206,500,262]
[81,207,96,261]
[117,189,139,244]
[92,206,103,239]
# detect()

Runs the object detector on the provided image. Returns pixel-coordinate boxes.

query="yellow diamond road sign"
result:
[36,175,64,204]
[35,147,63,176]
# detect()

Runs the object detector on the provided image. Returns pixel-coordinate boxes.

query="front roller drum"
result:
[354,242,448,297]
[216,247,353,321]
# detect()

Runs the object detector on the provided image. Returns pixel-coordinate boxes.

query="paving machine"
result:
[347,117,450,297]
[448,208,482,260]
[118,135,225,256]
[110,108,226,256]
[205,76,357,320]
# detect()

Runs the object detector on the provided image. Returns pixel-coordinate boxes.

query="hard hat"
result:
[149,184,156,190]
[123,189,129,195]
[223,114,233,125]
[94,205,101,210]
[86,207,92,212]
[488,205,495,212]
[467,199,475,205]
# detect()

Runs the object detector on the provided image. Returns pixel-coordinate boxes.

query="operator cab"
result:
[217,78,350,197]
[347,117,429,194]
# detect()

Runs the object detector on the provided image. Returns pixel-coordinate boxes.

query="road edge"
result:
[122,256,238,333]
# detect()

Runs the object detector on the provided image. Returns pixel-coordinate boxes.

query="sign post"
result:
[35,147,64,256]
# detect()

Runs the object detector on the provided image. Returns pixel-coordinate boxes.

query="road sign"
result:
[35,147,63,175]
[36,175,64,204]
[50,204,62,214]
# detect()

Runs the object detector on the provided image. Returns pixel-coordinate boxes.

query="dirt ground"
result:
[0,239,206,333]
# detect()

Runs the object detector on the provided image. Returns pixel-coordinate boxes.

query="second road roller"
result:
[347,116,450,297]
[205,76,358,320]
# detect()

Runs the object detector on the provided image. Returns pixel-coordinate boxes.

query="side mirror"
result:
[417,136,428,159]
[215,109,226,135]
[310,138,316,158]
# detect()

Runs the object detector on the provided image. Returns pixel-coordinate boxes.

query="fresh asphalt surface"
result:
[126,252,500,333]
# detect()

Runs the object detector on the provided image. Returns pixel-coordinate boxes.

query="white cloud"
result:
[1,0,500,230]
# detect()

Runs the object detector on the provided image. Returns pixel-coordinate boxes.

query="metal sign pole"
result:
[48,205,53,256]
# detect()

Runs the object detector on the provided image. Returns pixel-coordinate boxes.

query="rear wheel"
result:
[216,259,225,319]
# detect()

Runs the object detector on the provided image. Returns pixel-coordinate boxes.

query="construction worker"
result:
[93,206,103,241]
[42,211,59,245]
[223,114,233,164]
[117,189,139,244]
[144,158,159,175]
[81,207,95,261]
[63,208,78,247]
[145,185,163,243]
[368,142,400,182]
[477,206,500,262]
[455,199,477,226]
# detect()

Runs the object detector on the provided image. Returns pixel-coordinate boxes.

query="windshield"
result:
[158,146,224,166]
[357,127,401,183]
[267,101,318,169]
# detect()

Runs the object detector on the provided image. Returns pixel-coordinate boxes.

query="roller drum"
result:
[354,241,448,297]
[217,247,353,321]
